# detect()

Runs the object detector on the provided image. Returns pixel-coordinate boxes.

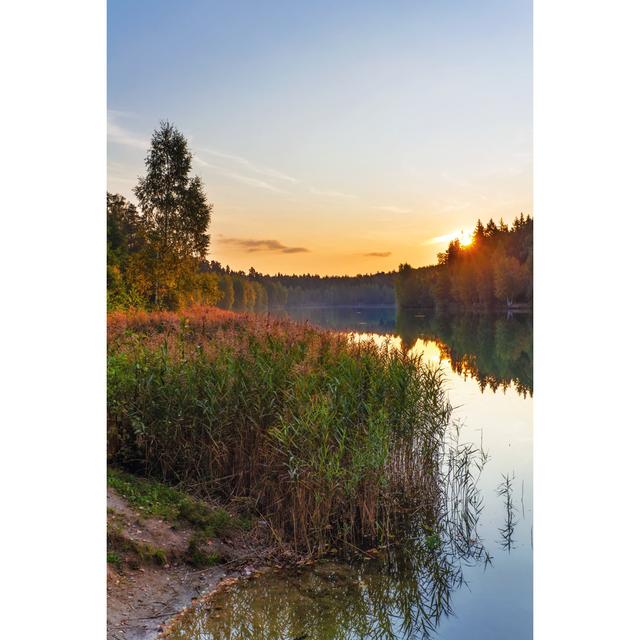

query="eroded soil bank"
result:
[107,475,285,640]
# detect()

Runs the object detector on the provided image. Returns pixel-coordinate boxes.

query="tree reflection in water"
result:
[270,308,533,398]
[395,311,533,398]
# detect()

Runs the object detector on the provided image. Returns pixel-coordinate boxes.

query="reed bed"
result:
[108,307,452,555]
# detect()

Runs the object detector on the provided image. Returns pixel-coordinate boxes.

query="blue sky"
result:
[108,0,532,275]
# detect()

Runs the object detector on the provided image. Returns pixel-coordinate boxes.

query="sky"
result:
[108,0,532,276]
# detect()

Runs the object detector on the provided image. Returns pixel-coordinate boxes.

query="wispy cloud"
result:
[108,114,291,195]
[220,170,287,194]
[423,228,473,246]
[424,234,454,245]
[310,187,357,199]
[373,205,412,214]
[194,156,287,194]
[107,112,148,150]
[364,251,392,257]
[218,237,310,254]
[201,148,297,184]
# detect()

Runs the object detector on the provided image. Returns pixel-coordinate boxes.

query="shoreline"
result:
[106,475,286,640]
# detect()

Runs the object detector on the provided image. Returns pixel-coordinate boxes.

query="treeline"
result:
[109,192,394,311]
[270,272,395,306]
[193,262,396,311]
[396,215,533,310]
[196,261,288,311]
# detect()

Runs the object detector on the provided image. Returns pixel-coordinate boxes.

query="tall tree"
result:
[134,121,211,307]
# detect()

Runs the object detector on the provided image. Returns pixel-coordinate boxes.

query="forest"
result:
[395,216,533,310]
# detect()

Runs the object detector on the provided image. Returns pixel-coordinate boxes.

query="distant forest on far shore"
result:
[396,215,533,311]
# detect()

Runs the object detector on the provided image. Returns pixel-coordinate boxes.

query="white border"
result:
[535,1,640,638]
[1,1,106,638]
[2,1,640,638]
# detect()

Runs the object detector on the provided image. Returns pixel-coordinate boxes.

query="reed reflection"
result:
[165,427,491,640]
[497,473,517,553]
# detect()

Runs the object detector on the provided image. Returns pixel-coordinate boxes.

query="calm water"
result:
[168,308,533,640]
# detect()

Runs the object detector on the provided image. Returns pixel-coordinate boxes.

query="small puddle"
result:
[163,548,484,640]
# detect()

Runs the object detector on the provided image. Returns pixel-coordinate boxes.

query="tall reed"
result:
[108,307,452,554]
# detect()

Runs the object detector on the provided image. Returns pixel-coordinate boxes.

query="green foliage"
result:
[395,310,533,396]
[199,261,395,310]
[216,273,235,309]
[135,122,210,259]
[107,467,187,520]
[107,467,236,535]
[134,121,211,307]
[107,193,150,310]
[232,275,257,311]
[425,533,441,550]
[107,551,122,568]
[395,263,437,309]
[107,308,452,554]
[178,500,232,538]
[273,272,395,307]
[493,252,530,305]
[107,523,168,566]
[186,534,222,567]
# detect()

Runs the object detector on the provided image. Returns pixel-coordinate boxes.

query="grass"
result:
[108,467,238,568]
[186,533,222,567]
[107,467,239,537]
[108,467,186,520]
[107,307,452,555]
[107,551,122,569]
[107,524,168,567]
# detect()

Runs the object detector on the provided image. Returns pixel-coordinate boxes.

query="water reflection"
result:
[497,474,517,553]
[169,548,478,640]
[165,429,491,640]
[397,313,533,398]
[272,308,532,397]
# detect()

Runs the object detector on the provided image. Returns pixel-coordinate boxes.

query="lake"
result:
[166,307,533,640]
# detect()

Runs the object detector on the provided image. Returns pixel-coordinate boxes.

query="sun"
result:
[458,230,474,247]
